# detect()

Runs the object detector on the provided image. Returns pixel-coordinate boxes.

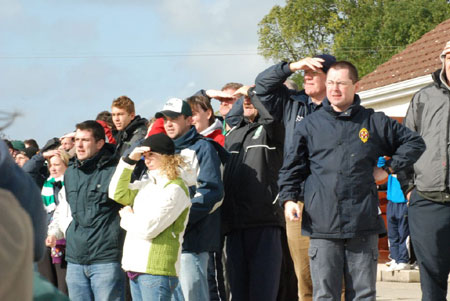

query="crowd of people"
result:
[1,40,450,301]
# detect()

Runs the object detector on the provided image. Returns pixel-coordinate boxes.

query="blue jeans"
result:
[66,262,125,301]
[130,274,178,301]
[173,252,209,301]
[309,235,378,300]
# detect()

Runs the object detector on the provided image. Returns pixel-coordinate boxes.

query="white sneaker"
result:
[394,263,411,271]
[385,259,395,267]
[386,262,397,271]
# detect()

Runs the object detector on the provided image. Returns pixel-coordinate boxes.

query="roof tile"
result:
[358,19,450,91]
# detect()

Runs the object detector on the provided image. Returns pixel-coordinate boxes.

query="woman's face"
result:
[49,155,67,178]
[191,105,212,133]
[144,152,163,170]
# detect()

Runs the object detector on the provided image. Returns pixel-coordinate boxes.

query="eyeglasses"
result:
[326,80,353,87]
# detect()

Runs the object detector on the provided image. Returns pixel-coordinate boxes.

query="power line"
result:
[0,50,262,60]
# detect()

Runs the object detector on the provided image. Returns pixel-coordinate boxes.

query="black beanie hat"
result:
[141,133,175,155]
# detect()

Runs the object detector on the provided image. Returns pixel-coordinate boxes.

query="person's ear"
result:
[96,139,105,150]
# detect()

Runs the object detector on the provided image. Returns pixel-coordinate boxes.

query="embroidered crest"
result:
[359,128,369,143]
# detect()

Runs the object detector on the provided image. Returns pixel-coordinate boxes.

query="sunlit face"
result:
[144,152,163,170]
[219,88,239,117]
[326,68,359,112]
[304,69,327,100]
[445,54,450,86]
[15,153,29,167]
[49,155,67,178]
[191,104,212,133]
[60,137,74,151]
[243,97,258,122]
[163,115,192,139]
[111,107,135,131]
[75,129,104,161]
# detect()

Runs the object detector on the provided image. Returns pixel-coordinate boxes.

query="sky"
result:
[0,0,284,146]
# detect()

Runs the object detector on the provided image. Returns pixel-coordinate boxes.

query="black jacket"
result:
[114,115,148,156]
[222,89,285,234]
[279,96,425,239]
[254,61,322,203]
[64,143,124,264]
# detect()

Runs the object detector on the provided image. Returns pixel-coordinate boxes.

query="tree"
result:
[258,0,450,82]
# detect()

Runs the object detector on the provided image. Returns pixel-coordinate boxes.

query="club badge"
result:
[359,128,369,143]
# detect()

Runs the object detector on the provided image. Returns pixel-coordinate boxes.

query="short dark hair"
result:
[75,120,105,142]
[96,110,115,130]
[24,139,39,150]
[186,95,215,125]
[329,61,359,83]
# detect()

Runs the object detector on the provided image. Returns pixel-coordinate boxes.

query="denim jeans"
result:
[130,274,178,301]
[66,262,125,301]
[173,252,209,301]
[309,235,378,301]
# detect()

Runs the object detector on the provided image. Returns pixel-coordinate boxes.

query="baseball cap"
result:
[155,98,192,119]
[314,54,336,73]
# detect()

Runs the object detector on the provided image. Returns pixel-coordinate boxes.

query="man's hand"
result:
[205,89,235,102]
[289,57,324,72]
[233,85,252,98]
[373,166,389,182]
[43,149,60,160]
[45,235,57,248]
[284,200,301,221]
[119,206,133,218]
[129,146,150,161]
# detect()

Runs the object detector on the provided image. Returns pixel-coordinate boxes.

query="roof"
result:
[358,18,450,92]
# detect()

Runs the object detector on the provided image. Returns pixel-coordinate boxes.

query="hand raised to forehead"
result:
[129,146,151,161]
[205,89,235,102]
[290,57,324,72]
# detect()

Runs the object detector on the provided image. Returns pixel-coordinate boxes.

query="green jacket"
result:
[64,144,124,264]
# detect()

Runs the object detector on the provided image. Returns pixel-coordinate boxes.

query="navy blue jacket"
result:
[255,62,322,202]
[0,140,46,261]
[174,126,227,252]
[279,96,425,239]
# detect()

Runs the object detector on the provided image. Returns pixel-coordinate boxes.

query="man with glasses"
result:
[254,54,335,300]
[279,61,425,299]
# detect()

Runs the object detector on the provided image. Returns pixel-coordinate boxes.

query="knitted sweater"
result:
[108,159,191,276]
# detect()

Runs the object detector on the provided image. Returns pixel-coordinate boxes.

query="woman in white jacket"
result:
[108,133,192,301]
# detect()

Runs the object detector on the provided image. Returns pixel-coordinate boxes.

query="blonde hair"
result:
[49,150,71,167]
[159,154,186,181]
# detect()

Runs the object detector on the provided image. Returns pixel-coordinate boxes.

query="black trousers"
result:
[226,226,282,301]
[408,189,450,301]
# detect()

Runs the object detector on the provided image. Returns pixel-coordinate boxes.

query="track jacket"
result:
[222,90,285,233]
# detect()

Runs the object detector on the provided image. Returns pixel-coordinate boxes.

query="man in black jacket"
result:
[111,95,147,156]
[223,86,284,300]
[255,54,336,301]
[280,61,425,300]
[64,120,124,301]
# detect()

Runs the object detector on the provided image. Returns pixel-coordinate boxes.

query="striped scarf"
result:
[41,176,64,214]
